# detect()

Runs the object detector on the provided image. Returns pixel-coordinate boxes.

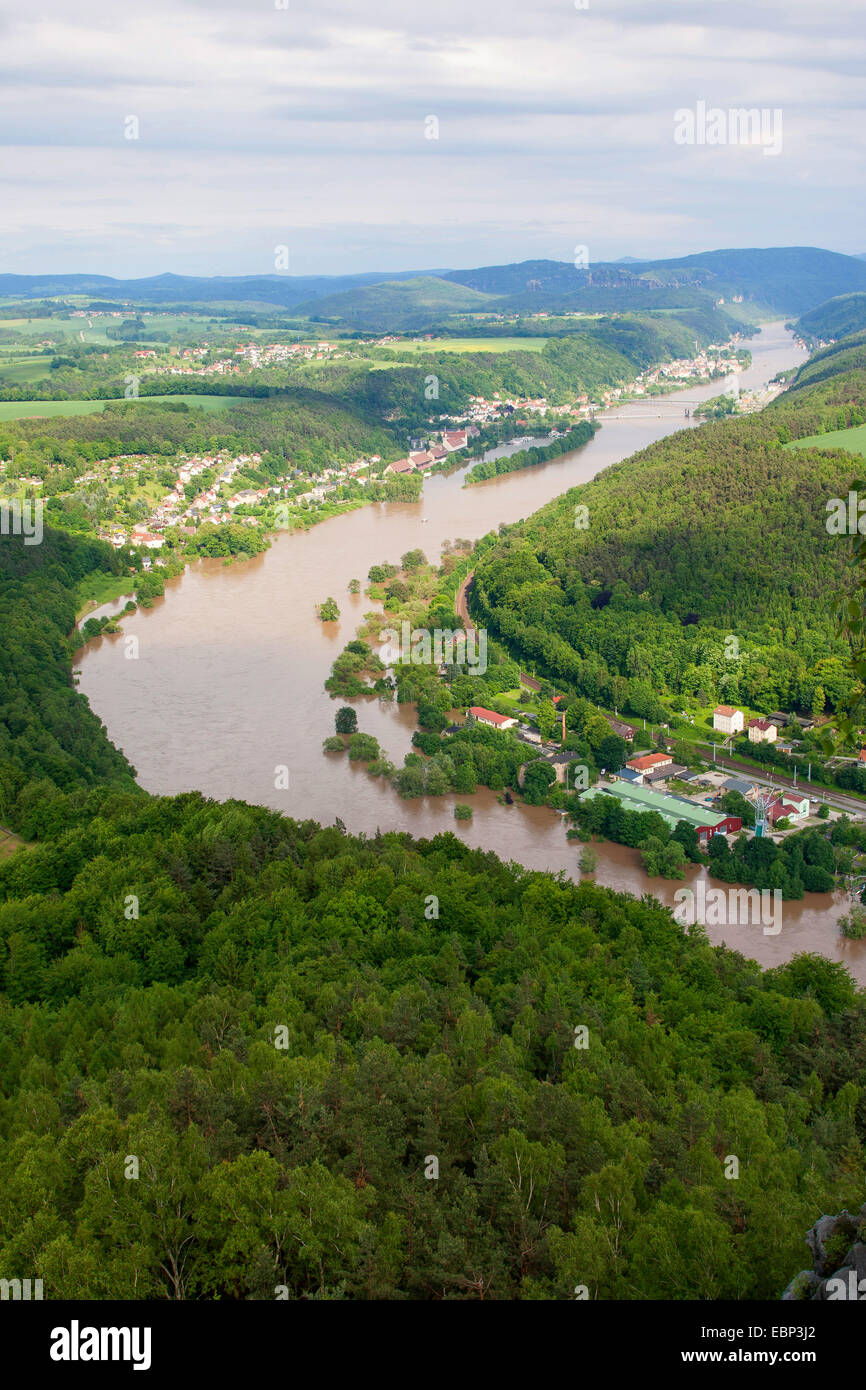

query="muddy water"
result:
[77,323,866,979]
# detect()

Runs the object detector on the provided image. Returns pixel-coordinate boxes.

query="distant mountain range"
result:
[3,247,866,332]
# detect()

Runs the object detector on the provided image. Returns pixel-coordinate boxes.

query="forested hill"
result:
[796,294,866,347]
[0,363,864,1298]
[290,307,747,424]
[0,527,138,835]
[0,762,864,1298]
[469,339,866,723]
[789,330,866,393]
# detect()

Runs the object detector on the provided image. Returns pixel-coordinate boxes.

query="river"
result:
[76,322,866,981]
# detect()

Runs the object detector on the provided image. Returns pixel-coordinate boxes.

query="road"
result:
[690,747,866,818]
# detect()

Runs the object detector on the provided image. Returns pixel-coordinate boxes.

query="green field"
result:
[0,399,109,419]
[0,315,114,346]
[0,310,223,347]
[402,337,548,353]
[0,356,54,384]
[0,393,240,420]
[786,423,866,460]
[75,573,137,620]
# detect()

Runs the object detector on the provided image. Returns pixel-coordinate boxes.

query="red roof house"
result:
[468,706,518,730]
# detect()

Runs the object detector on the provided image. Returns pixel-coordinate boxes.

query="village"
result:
[462,696,854,847]
[1,327,749,561]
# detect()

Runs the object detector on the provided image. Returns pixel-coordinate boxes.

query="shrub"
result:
[347,733,380,761]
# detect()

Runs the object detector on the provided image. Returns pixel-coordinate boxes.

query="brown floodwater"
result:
[76,323,866,980]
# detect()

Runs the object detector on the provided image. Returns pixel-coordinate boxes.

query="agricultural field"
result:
[0,314,115,345]
[0,355,54,384]
[400,336,549,353]
[0,398,110,419]
[0,392,240,420]
[0,308,230,346]
[786,421,866,460]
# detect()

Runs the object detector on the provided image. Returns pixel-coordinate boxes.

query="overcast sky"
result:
[1,0,863,277]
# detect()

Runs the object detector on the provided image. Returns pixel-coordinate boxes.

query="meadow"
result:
[0,392,240,420]
[786,422,866,460]
[0,355,54,384]
[401,336,548,352]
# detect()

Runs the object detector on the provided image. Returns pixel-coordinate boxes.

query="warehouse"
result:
[580,781,741,841]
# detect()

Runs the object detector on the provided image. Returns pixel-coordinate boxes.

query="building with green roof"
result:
[580,781,741,840]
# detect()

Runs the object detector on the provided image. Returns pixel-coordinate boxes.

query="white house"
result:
[713,705,744,735]
[747,718,778,745]
[468,706,517,731]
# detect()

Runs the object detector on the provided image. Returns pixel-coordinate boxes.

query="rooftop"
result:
[582,780,731,830]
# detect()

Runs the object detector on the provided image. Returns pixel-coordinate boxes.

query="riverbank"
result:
[73,321,862,976]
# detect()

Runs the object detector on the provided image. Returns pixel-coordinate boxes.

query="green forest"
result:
[1,521,864,1299]
[0,390,401,483]
[292,307,746,429]
[797,294,866,347]
[467,342,866,722]
[2,319,866,1301]
[465,420,598,484]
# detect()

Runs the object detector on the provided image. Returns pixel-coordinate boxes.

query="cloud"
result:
[0,0,863,273]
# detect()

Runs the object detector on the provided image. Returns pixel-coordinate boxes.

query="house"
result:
[723,775,758,798]
[519,672,542,693]
[615,766,645,784]
[643,761,687,784]
[606,716,636,741]
[467,706,517,730]
[442,430,468,451]
[409,451,433,468]
[748,718,778,744]
[858,749,866,763]
[626,752,672,774]
[385,458,415,475]
[713,705,744,735]
[767,795,809,826]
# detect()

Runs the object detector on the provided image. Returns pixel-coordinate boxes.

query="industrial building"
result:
[580,781,742,841]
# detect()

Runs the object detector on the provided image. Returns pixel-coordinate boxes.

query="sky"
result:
[0,0,864,278]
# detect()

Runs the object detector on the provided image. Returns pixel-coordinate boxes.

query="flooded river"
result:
[76,322,866,979]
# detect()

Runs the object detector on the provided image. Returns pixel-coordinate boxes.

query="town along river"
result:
[76,322,866,981]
